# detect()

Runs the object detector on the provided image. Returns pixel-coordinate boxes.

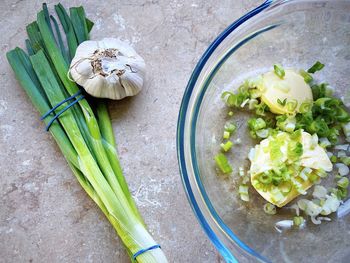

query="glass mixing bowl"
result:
[177,0,350,262]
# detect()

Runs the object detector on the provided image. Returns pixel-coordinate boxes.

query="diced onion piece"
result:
[319,137,331,148]
[256,129,269,138]
[263,203,277,215]
[334,144,349,151]
[275,220,294,233]
[241,98,250,108]
[239,167,245,177]
[312,185,328,199]
[342,122,350,138]
[310,216,321,225]
[337,199,350,218]
[337,151,347,158]
[335,163,349,176]
[234,138,242,144]
[248,148,255,161]
[326,151,333,158]
[321,194,340,215]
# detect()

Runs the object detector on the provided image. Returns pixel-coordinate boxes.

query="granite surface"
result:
[0,1,258,262]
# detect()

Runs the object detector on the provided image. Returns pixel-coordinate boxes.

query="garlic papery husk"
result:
[69,38,145,100]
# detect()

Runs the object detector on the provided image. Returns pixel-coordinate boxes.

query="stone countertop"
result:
[0,1,258,262]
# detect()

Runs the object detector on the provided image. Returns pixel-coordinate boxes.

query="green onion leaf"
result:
[214,153,233,174]
[220,141,233,152]
[337,177,349,189]
[274,64,285,79]
[263,203,277,215]
[299,70,313,84]
[307,61,325,74]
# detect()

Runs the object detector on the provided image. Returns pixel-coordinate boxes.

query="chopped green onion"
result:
[256,129,270,138]
[286,99,298,112]
[228,111,234,117]
[223,131,230,140]
[248,99,258,110]
[307,61,325,74]
[330,187,348,200]
[316,169,328,178]
[224,122,237,133]
[337,177,349,189]
[277,98,287,106]
[258,172,272,185]
[239,185,249,202]
[293,216,305,227]
[299,70,313,83]
[255,101,269,116]
[330,155,338,163]
[214,153,233,174]
[274,64,285,79]
[270,188,284,203]
[340,156,350,166]
[220,141,233,152]
[263,203,277,215]
[279,181,292,194]
[248,117,266,131]
[249,89,262,99]
[299,101,313,114]
[308,172,319,183]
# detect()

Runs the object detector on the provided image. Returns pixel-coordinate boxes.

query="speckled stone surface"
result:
[0,1,258,262]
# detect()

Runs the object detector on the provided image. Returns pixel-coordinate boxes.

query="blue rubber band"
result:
[132,245,161,261]
[44,95,84,131]
[41,90,82,120]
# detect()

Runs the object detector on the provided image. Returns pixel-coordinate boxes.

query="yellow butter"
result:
[260,69,313,114]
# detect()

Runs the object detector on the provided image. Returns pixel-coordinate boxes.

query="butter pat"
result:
[260,69,313,114]
[250,131,332,207]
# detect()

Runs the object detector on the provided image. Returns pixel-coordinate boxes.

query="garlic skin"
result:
[69,38,145,100]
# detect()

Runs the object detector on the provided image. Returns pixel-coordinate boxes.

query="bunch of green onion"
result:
[6,3,167,263]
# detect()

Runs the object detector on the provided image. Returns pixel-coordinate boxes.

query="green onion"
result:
[214,153,233,174]
[258,172,273,185]
[263,203,277,215]
[307,61,325,74]
[299,101,312,114]
[308,172,319,183]
[248,117,266,131]
[277,98,287,106]
[228,111,234,117]
[220,141,233,152]
[286,99,298,112]
[274,64,285,79]
[293,216,305,227]
[340,156,350,166]
[223,131,230,140]
[7,4,166,262]
[224,122,237,133]
[299,70,313,84]
[331,155,338,163]
[248,99,258,110]
[337,177,349,189]
[239,185,249,202]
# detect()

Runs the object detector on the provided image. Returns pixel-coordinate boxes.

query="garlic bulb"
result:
[69,38,145,100]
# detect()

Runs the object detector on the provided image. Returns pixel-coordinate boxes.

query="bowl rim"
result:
[176,1,274,262]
